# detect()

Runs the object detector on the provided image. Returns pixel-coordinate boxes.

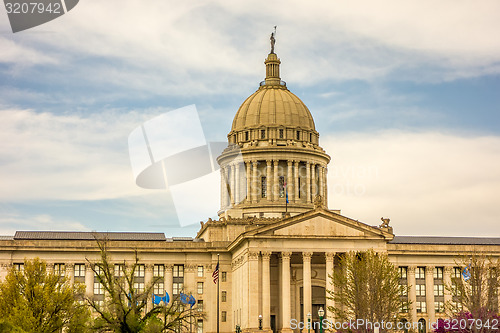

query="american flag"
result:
[212,262,219,284]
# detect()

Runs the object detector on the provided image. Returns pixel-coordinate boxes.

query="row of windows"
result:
[413,301,445,314]
[399,266,448,280]
[244,129,313,142]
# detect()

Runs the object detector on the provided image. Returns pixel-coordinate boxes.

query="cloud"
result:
[0,107,168,201]
[322,131,500,237]
[0,210,89,235]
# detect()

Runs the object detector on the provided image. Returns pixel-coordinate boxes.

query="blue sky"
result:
[0,0,499,237]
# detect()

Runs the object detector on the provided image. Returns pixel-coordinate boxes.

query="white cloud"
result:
[0,211,89,235]
[0,108,168,201]
[322,131,500,237]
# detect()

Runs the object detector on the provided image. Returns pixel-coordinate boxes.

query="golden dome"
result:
[229,52,317,145]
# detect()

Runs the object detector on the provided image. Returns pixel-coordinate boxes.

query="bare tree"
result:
[86,237,201,333]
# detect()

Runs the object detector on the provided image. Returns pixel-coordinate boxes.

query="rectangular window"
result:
[173,282,183,295]
[197,320,203,333]
[298,177,301,198]
[94,265,103,276]
[197,300,203,312]
[197,282,204,294]
[415,267,425,279]
[134,264,145,277]
[245,131,249,141]
[74,264,85,277]
[114,264,125,277]
[154,281,164,295]
[296,130,300,140]
[133,282,145,293]
[434,267,444,279]
[197,266,204,277]
[222,291,227,302]
[261,177,267,198]
[94,282,104,295]
[399,267,407,279]
[154,264,164,277]
[400,302,409,313]
[221,272,227,282]
[279,176,285,198]
[173,265,184,278]
[54,263,65,276]
[434,284,444,296]
[416,301,427,313]
[261,129,266,139]
[222,311,227,322]
[416,284,426,296]
[435,301,445,313]
[279,129,284,139]
[453,267,462,279]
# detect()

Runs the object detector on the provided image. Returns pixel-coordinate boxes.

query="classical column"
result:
[165,264,173,300]
[294,161,299,203]
[426,266,435,323]
[319,166,324,204]
[281,252,292,333]
[273,160,279,200]
[85,263,94,297]
[287,160,293,203]
[303,252,313,329]
[408,266,417,323]
[262,252,272,329]
[266,160,272,201]
[306,162,311,203]
[235,163,240,204]
[325,253,335,319]
[230,164,236,206]
[145,264,154,311]
[221,166,227,209]
[324,166,328,205]
[246,161,251,202]
[252,161,258,203]
[66,263,74,285]
[444,266,453,307]
[311,164,316,200]
[248,252,260,329]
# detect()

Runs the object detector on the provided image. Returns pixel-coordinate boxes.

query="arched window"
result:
[418,318,426,333]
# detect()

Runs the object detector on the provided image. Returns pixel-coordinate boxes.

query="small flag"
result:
[212,262,219,284]
[462,264,471,281]
[284,181,289,204]
[152,292,169,305]
[180,292,189,304]
[189,294,196,308]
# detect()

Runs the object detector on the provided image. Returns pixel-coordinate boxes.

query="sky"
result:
[0,0,499,237]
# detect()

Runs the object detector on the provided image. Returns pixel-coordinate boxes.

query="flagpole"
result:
[217,254,220,333]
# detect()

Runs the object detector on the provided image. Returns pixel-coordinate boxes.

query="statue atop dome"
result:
[270,26,277,54]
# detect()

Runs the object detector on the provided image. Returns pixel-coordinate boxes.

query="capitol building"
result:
[1,44,499,333]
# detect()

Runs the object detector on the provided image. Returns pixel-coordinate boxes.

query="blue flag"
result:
[462,264,471,281]
[284,181,289,204]
[152,292,169,305]
[188,295,196,308]
[180,292,189,304]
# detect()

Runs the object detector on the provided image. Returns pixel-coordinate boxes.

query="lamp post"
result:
[259,314,263,330]
[318,307,325,333]
[307,312,311,333]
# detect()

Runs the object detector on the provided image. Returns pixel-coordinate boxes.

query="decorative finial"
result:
[270,26,277,54]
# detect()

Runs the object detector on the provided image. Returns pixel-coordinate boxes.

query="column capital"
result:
[261,251,272,260]
[302,252,313,260]
[408,265,416,273]
[444,266,453,275]
[426,265,435,272]
[287,160,293,165]
[266,160,272,165]
[252,160,258,166]
[280,252,292,260]
[248,251,260,260]
[165,264,174,270]
[325,252,335,261]
[185,264,197,272]
[145,264,154,272]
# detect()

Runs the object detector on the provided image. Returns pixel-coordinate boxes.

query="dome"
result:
[228,52,318,146]
[231,85,316,132]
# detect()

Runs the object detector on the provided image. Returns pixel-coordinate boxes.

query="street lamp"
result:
[318,307,325,333]
[259,314,263,330]
[307,312,312,333]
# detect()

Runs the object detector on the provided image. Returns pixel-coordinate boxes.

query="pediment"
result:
[247,208,392,240]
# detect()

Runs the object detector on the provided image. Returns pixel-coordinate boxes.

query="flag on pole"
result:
[284,181,289,204]
[462,264,471,281]
[212,262,219,284]
[189,295,196,308]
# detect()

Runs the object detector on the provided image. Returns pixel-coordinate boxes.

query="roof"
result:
[13,231,166,241]
[390,236,500,245]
